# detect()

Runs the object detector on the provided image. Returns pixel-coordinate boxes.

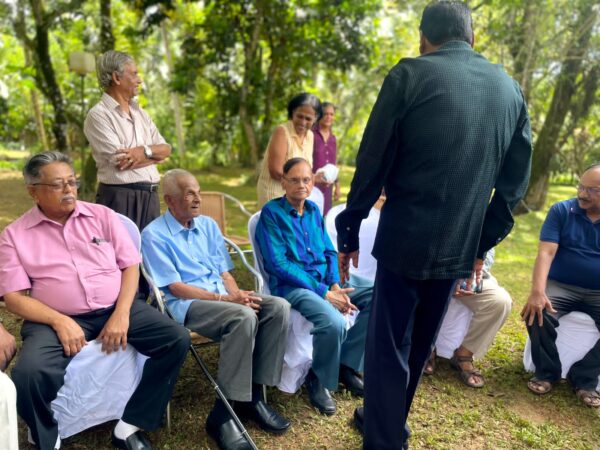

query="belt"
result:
[101,182,159,193]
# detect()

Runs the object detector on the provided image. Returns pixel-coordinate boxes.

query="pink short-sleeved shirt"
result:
[0,201,141,315]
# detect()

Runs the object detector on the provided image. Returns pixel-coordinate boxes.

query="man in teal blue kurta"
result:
[335,2,533,449]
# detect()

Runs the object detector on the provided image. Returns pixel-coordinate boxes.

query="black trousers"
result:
[363,265,455,450]
[96,183,160,232]
[96,182,160,297]
[12,301,190,450]
[526,279,600,390]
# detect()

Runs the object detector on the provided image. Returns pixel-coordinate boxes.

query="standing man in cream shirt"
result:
[84,50,171,231]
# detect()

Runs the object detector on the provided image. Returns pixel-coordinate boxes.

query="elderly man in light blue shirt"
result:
[141,169,290,450]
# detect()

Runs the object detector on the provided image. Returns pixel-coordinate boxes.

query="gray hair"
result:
[162,169,196,197]
[96,50,134,91]
[23,151,73,184]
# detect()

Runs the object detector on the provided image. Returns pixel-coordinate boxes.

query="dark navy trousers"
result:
[363,265,455,449]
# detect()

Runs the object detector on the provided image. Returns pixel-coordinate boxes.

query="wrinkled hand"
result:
[0,325,17,371]
[326,286,357,314]
[225,290,262,311]
[53,316,87,357]
[338,251,359,285]
[115,147,144,171]
[520,291,557,327]
[97,310,130,354]
[314,172,333,187]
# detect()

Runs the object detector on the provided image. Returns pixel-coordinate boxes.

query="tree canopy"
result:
[0,0,597,210]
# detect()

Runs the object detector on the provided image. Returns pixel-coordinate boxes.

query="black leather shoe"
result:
[304,369,336,415]
[353,406,364,434]
[353,407,409,449]
[111,431,154,450]
[206,406,253,450]
[236,400,290,434]
[339,364,364,397]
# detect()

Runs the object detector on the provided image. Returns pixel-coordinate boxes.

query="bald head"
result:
[163,169,196,197]
[162,169,202,227]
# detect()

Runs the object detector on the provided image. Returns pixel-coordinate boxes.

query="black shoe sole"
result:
[308,397,336,415]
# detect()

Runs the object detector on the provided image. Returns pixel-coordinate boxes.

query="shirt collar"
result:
[100,92,140,116]
[164,209,198,235]
[438,40,474,51]
[23,201,94,229]
[279,196,316,217]
[569,198,589,217]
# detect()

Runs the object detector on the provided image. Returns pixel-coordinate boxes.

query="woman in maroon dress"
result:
[312,102,340,215]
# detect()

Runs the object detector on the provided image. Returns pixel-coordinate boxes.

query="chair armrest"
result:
[222,193,253,218]
[140,260,166,313]
[223,237,265,293]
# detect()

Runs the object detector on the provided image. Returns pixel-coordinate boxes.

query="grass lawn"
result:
[0,164,598,449]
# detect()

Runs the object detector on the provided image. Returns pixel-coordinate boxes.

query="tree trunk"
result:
[521,1,597,211]
[23,45,49,152]
[508,0,539,102]
[99,0,115,52]
[161,20,186,161]
[238,5,263,167]
[29,0,69,152]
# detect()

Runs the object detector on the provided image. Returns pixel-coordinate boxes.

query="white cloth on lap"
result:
[0,371,18,450]
[435,299,474,359]
[523,311,600,391]
[277,308,358,394]
[51,341,148,438]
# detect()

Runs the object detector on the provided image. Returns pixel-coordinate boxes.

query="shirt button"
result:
[307,247,311,251]
[346,227,350,230]
[344,244,348,248]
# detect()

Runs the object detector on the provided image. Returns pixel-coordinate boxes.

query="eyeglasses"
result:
[284,176,313,185]
[576,184,600,196]
[31,179,80,191]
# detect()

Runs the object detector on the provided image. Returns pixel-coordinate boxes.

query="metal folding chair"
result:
[199,191,253,248]
[139,232,262,450]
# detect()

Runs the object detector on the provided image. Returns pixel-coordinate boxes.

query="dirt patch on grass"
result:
[509,399,548,425]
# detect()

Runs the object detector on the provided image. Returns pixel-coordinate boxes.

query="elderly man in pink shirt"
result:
[0,152,190,450]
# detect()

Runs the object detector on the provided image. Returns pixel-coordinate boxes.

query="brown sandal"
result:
[575,389,600,408]
[423,349,436,375]
[450,354,484,388]
[527,378,553,395]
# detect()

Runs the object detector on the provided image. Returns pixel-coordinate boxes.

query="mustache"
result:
[61,195,76,201]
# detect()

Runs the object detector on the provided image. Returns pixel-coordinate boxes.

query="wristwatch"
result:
[143,144,153,159]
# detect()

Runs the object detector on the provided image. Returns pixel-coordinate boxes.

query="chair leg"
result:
[166,401,171,431]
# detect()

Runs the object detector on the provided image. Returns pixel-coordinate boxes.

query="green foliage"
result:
[0,0,597,182]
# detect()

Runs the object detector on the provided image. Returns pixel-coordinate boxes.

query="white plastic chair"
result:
[523,311,600,390]
[50,213,148,439]
[307,188,325,216]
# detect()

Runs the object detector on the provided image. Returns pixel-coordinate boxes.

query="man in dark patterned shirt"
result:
[336,2,532,448]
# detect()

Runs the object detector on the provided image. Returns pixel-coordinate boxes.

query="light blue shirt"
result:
[141,210,234,323]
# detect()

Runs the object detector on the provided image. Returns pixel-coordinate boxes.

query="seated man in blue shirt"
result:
[256,157,372,415]
[141,169,291,450]
[522,163,600,408]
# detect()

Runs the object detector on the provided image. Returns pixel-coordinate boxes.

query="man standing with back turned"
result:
[336,2,532,448]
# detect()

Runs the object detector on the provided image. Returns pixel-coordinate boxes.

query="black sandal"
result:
[450,354,484,388]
